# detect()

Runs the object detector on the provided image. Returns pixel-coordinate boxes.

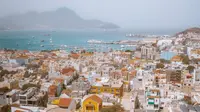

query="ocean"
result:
[0,30,172,51]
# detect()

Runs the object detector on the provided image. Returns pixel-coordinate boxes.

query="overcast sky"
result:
[0,0,200,30]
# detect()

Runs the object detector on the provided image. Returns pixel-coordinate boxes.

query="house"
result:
[82,94,103,112]
[112,51,132,59]
[100,93,120,107]
[166,69,182,83]
[171,55,183,64]
[0,79,19,89]
[9,55,29,66]
[71,76,91,98]
[58,98,76,112]
[110,70,122,80]
[187,47,200,59]
[141,44,159,60]
[193,69,200,83]
[0,91,7,105]
[19,87,48,107]
[145,88,161,111]
[11,106,43,112]
[48,85,57,97]
[11,106,33,112]
[90,78,124,97]
[6,89,20,104]
[160,51,177,60]
[61,67,78,85]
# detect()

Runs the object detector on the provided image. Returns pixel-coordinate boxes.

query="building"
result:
[48,85,57,97]
[71,76,91,98]
[166,70,182,83]
[160,51,177,60]
[112,51,132,59]
[19,87,47,107]
[90,79,123,97]
[82,94,103,112]
[141,45,159,60]
[194,69,200,83]
[145,88,161,111]
[0,79,19,89]
[5,89,20,104]
[58,98,77,112]
[170,55,183,64]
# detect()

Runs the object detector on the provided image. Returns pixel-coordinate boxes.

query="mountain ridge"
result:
[0,7,120,30]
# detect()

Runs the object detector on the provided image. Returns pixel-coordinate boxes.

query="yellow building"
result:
[82,94,103,112]
[90,82,123,97]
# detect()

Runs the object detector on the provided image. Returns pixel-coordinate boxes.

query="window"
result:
[86,106,95,110]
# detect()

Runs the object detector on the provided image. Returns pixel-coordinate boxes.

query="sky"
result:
[0,0,200,30]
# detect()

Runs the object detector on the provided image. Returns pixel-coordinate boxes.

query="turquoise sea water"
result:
[0,30,172,51]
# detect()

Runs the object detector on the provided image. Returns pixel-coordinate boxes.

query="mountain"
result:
[0,7,120,30]
[176,27,200,36]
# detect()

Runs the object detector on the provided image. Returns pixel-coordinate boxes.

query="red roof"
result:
[85,95,102,104]
[58,98,72,108]
[70,53,80,59]
[61,67,75,74]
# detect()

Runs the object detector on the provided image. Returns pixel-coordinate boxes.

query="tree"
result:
[0,77,4,82]
[135,96,140,109]
[0,105,11,112]
[100,104,125,112]
[156,63,164,69]
[0,87,10,93]
[0,66,3,70]
[0,69,9,77]
[62,83,66,90]
[180,54,189,64]
[40,71,48,79]
[187,65,195,73]
[125,50,132,52]
[24,71,30,78]
[22,83,40,90]
[38,92,48,107]
[160,59,170,64]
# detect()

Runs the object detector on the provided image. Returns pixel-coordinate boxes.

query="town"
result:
[0,27,200,112]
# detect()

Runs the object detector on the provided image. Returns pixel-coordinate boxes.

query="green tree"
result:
[180,54,189,64]
[22,83,40,90]
[0,87,10,93]
[156,63,164,69]
[125,50,132,52]
[160,59,170,64]
[101,104,124,112]
[62,83,66,90]
[187,65,195,73]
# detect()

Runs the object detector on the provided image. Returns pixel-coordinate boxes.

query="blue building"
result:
[160,51,176,60]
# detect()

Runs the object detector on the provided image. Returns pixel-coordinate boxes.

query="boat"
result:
[41,40,45,42]
[121,45,125,48]
[41,45,44,47]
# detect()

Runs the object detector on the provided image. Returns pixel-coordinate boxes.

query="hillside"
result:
[0,7,120,30]
[176,27,200,36]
